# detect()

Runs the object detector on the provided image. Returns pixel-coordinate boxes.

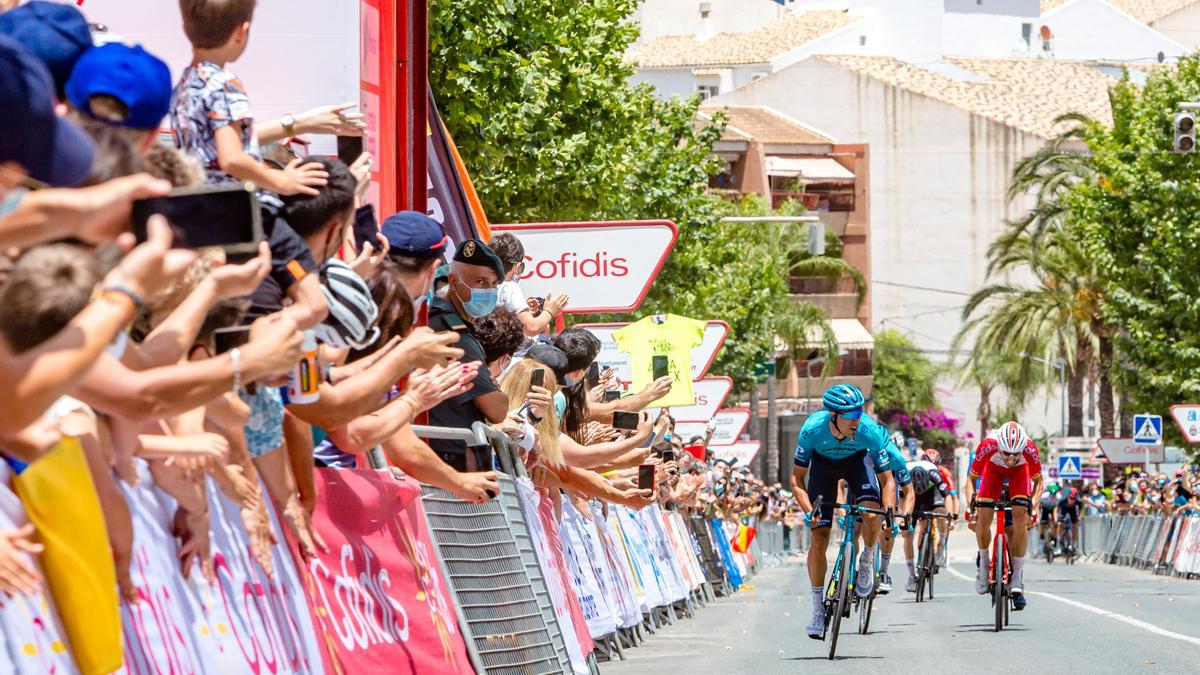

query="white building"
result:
[630,0,1188,99]
[711,55,1131,436]
[1043,0,1200,51]
[631,0,789,45]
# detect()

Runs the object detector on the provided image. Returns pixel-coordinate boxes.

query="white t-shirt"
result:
[497,281,529,314]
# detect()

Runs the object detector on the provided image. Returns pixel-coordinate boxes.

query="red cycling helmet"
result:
[923,449,941,464]
[1069,487,1079,499]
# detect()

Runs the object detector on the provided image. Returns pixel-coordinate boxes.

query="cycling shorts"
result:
[914,489,945,514]
[805,451,881,529]
[1039,506,1056,524]
[1058,509,1080,524]
[976,462,1032,503]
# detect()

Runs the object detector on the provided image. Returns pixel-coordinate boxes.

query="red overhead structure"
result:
[361,0,427,215]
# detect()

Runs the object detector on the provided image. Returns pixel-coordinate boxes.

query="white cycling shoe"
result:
[905,574,917,593]
[975,555,989,595]
[806,604,827,640]
[855,560,875,597]
[878,574,893,595]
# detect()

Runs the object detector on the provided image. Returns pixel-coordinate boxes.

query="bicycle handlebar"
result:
[833,502,895,530]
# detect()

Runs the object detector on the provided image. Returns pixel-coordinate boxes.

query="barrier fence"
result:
[0,422,785,674]
[1078,511,1200,578]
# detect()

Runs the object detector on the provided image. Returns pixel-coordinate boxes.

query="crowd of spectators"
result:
[0,0,800,601]
[1088,467,1200,516]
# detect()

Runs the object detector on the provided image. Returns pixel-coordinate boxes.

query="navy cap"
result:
[66,43,172,130]
[0,1,93,96]
[452,238,504,281]
[381,211,449,259]
[0,36,94,187]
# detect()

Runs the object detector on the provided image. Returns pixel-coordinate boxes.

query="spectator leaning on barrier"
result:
[428,238,509,470]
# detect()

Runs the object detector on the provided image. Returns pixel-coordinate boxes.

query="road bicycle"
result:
[912,511,951,603]
[974,497,1016,632]
[1058,519,1078,565]
[1042,524,1056,564]
[812,497,894,659]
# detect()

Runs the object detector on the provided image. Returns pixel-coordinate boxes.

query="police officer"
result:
[427,239,511,470]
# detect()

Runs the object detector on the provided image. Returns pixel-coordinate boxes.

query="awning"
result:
[766,156,855,180]
[806,319,874,350]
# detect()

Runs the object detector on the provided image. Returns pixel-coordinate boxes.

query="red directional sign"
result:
[674,409,752,446]
[491,221,678,313]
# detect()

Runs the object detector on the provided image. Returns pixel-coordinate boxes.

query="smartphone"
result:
[586,362,601,388]
[337,135,364,167]
[661,449,676,463]
[652,355,670,381]
[352,213,379,254]
[132,183,263,256]
[604,390,622,402]
[213,326,252,354]
[612,411,640,431]
[638,464,656,491]
[530,368,546,389]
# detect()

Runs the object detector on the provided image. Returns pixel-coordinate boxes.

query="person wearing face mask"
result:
[426,238,510,470]
[379,211,449,324]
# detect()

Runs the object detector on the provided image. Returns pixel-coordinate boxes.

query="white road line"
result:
[943,564,1200,647]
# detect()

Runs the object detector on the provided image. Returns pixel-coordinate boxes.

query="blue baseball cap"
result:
[66,43,172,130]
[0,36,94,187]
[381,211,449,260]
[0,1,93,96]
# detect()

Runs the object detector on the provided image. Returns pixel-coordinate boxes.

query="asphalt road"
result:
[602,529,1200,674]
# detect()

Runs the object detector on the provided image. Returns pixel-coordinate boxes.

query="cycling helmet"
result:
[1048,483,1061,495]
[923,448,941,464]
[823,384,865,414]
[995,421,1029,455]
[1069,487,1079,499]
[891,431,906,448]
[909,465,931,489]
[312,258,380,350]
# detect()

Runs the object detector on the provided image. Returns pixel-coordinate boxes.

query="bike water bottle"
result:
[288,330,321,404]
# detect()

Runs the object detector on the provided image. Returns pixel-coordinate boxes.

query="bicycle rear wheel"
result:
[829,547,852,659]
[923,531,936,600]
[858,590,873,634]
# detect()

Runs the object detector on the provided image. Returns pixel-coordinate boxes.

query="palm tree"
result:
[956,343,1043,440]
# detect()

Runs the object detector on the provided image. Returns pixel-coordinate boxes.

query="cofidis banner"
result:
[300,469,473,674]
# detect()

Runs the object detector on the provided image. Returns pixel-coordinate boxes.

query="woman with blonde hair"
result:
[499,357,562,467]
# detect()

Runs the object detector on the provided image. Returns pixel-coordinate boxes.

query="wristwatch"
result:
[281,113,297,136]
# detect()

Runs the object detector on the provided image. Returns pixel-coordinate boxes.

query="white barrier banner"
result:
[560,501,616,640]
[1174,516,1200,575]
[595,512,642,629]
[515,480,589,675]
[641,507,687,604]
[117,463,323,675]
[611,508,665,612]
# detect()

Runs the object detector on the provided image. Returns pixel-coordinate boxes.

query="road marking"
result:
[944,565,1200,647]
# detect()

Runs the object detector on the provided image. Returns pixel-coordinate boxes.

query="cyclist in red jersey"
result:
[962,422,1044,602]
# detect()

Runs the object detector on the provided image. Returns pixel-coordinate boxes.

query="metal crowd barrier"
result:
[411,421,797,673]
[1078,511,1200,580]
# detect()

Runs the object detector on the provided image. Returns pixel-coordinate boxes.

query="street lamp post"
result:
[1019,352,1067,437]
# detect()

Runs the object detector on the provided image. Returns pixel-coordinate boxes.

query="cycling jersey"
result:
[793,411,894,528]
[793,411,892,470]
[884,443,912,487]
[1058,498,1081,523]
[1038,493,1058,523]
[969,436,1042,502]
[937,465,957,496]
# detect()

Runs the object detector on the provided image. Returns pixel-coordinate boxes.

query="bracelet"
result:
[101,282,144,311]
[230,348,242,392]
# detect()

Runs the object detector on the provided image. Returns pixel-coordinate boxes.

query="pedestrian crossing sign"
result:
[1057,455,1082,479]
[1132,414,1162,445]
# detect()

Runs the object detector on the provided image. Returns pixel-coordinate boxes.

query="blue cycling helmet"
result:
[823,384,866,413]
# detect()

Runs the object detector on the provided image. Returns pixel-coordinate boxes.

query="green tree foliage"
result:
[1070,58,1200,430]
[872,329,939,419]
[429,2,837,389]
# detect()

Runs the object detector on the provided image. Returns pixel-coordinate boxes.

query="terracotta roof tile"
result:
[1042,0,1199,23]
[815,55,1116,139]
[630,11,861,68]
[699,105,835,144]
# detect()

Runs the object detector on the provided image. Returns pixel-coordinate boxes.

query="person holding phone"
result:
[487,232,568,339]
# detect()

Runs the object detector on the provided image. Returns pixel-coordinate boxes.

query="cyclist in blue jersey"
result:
[792,384,897,639]
[876,431,914,594]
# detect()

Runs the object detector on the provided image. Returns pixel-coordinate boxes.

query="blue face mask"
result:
[456,281,498,318]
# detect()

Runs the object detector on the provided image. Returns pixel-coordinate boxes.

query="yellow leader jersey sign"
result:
[613,314,705,408]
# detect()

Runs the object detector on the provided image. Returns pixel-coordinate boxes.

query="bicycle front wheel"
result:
[923,532,936,600]
[829,547,852,659]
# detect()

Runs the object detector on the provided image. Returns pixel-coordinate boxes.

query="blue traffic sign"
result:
[1057,455,1082,480]
[1133,414,1163,445]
